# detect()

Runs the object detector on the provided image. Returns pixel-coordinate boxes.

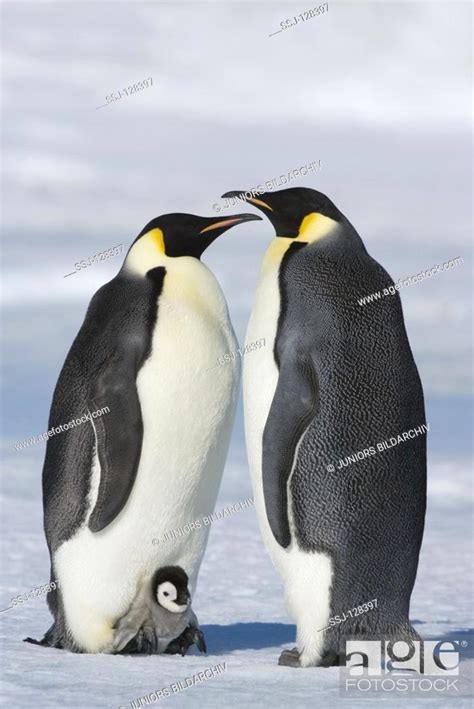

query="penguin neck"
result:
[260,215,339,279]
[298,213,339,242]
[260,238,293,279]
[125,228,168,277]
[123,243,225,322]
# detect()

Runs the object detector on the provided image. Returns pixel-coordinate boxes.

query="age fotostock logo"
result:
[341,640,465,696]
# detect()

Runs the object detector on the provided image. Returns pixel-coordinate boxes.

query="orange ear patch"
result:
[199,218,243,234]
[247,197,274,212]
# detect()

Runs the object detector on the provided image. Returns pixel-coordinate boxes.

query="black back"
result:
[42,267,166,552]
[262,229,426,630]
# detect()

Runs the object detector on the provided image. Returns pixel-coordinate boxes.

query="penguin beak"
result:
[221,191,274,213]
[221,190,300,238]
[198,213,262,234]
[178,589,191,606]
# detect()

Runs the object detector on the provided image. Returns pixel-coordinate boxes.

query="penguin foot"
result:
[278,647,301,668]
[165,625,207,656]
[320,651,340,667]
[137,625,158,654]
[120,625,158,655]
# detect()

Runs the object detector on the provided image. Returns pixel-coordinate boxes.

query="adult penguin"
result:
[34,211,260,654]
[222,187,426,668]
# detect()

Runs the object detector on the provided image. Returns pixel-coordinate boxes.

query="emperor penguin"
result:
[111,565,202,655]
[36,211,260,654]
[222,187,427,668]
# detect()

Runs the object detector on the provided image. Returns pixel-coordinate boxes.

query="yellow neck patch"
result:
[126,228,166,275]
[146,228,166,254]
[260,212,338,277]
[297,212,338,243]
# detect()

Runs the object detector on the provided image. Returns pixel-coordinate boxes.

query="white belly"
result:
[243,248,333,665]
[55,259,240,652]
[243,258,290,577]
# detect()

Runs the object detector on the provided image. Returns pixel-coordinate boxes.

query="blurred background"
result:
[1,1,472,706]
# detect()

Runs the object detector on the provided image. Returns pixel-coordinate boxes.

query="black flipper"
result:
[87,357,144,533]
[262,355,319,548]
[42,268,166,549]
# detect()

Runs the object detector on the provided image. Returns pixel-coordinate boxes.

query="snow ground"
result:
[1,451,472,708]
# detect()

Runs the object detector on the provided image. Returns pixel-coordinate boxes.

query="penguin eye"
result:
[163,591,169,597]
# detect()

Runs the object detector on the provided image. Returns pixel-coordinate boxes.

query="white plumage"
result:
[243,241,333,667]
[55,254,240,652]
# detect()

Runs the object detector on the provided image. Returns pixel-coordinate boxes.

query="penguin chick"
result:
[111,566,202,655]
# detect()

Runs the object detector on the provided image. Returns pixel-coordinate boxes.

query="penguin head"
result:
[151,565,191,614]
[221,187,344,243]
[125,212,261,274]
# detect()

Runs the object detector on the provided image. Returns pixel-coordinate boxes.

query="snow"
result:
[1,449,472,708]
